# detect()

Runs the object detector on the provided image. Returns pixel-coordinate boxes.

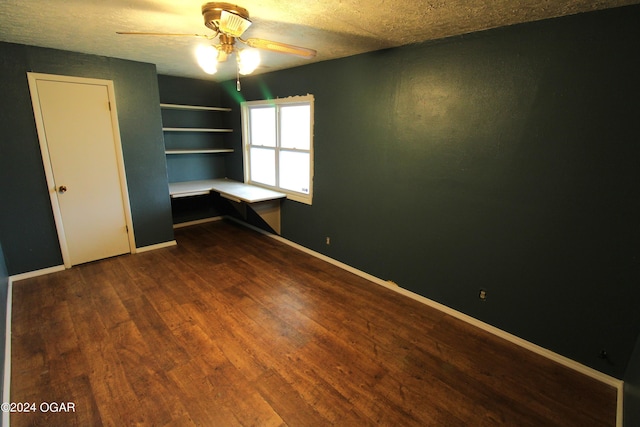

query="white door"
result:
[29,75,133,266]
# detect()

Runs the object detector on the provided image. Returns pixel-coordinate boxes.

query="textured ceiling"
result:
[1,0,638,81]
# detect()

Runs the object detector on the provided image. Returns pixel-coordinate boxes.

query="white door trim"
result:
[27,72,136,268]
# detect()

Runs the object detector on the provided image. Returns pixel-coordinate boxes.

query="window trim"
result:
[241,95,314,205]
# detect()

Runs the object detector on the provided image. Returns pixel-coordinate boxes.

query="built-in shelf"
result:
[165,149,234,155]
[162,127,233,133]
[160,103,232,112]
[161,102,234,211]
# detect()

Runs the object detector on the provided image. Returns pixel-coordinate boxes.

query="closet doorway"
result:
[28,73,135,267]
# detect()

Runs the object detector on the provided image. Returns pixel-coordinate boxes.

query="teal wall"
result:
[625,334,640,425]
[222,5,640,379]
[0,42,175,275]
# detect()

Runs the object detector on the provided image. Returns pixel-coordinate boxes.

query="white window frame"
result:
[241,95,314,205]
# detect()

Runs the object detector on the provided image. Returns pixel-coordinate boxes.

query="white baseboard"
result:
[135,240,177,253]
[225,217,624,426]
[9,265,65,283]
[3,277,12,427]
[9,242,178,279]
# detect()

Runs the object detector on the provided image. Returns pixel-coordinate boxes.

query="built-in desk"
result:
[169,179,286,233]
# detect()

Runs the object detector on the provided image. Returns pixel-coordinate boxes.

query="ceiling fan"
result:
[117,2,317,88]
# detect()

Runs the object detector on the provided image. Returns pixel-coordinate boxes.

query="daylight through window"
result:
[242,95,314,204]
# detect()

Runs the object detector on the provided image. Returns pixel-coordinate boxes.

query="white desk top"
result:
[169,179,286,203]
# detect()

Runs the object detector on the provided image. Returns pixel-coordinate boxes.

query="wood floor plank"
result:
[119,295,191,372]
[11,220,617,426]
[252,366,352,426]
[166,359,249,426]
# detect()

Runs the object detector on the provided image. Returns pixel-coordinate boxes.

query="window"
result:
[241,95,314,204]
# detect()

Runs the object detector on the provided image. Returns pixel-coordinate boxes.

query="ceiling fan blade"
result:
[116,31,215,39]
[243,38,316,59]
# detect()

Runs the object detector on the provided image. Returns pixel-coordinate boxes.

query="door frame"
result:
[27,72,136,268]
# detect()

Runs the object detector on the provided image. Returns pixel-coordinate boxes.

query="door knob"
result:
[58,185,67,193]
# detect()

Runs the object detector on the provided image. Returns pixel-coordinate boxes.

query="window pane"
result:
[279,150,310,194]
[250,147,276,186]
[280,104,310,150]
[249,107,276,147]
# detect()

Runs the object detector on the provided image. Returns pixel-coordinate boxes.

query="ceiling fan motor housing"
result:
[202,2,252,37]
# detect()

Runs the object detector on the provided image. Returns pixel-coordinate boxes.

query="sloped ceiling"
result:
[0,0,638,81]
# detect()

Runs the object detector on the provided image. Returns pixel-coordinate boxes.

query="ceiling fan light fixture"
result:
[237,48,260,75]
[121,2,316,80]
[196,44,218,74]
[217,49,229,62]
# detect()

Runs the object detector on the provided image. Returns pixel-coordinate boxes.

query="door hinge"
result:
[108,101,112,111]
[126,225,129,233]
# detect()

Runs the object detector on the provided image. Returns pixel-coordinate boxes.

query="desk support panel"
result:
[248,200,281,235]
[226,199,281,234]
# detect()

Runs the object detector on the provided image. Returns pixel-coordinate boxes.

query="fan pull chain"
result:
[236,55,241,91]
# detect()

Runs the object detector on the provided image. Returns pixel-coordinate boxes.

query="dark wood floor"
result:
[11,220,616,426]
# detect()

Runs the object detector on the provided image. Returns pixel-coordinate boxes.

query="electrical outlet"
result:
[326,237,331,245]
[479,289,487,301]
